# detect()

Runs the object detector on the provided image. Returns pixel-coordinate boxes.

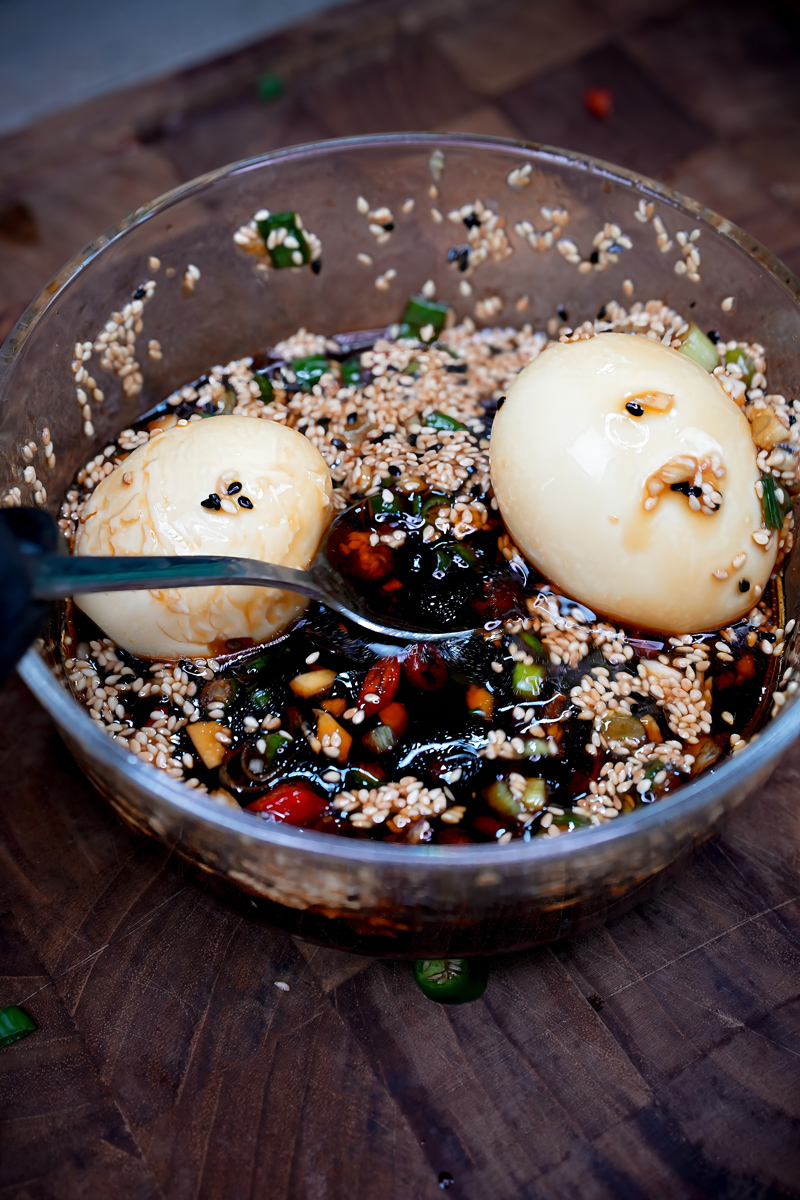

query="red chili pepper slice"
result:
[402,643,447,691]
[357,658,401,715]
[583,86,613,120]
[245,782,326,826]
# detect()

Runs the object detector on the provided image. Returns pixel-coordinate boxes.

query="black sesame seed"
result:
[445,361,468,373]
[407,433,418,447]
[739,579,751,592]
[311,259,321,275]
[496,397,506,411]
[346,412,358,425]
[447,244,471,272]
[201,493,222,510]
[432,443,443,453]
[382,222,394,232]
[589,249,599,264]
[556,305,568,321]
[689,300,696,308]
[625,401,644,417]
[227,481,243,495]
[463,213,480,230]
[332,438,346,449]
[238,496,253,509]
[388,465,401,476]
[317,417,330,429]
[707,330,720,344]
[596,305,607,320]
[132,286,146,300]
[790,416,797,426]
[669,482,703,498]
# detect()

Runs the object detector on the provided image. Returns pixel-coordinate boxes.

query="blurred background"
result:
[2,0,800,345]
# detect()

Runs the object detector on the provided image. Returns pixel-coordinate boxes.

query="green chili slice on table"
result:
[413,958,488,1004]
[0,1006,36,1049]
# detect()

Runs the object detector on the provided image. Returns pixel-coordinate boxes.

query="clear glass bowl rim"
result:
[7,130,800,869]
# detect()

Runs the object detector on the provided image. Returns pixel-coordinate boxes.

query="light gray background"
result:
[0,0,346,136]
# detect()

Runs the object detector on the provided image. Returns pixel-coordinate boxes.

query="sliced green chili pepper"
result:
[413,958,488,1004]
[424,410,468,432]
[347,767,382,790]
[420,492,452,521]
[552,810,591,831]
[761,475,786,530]
[400,295,450,341]
[512,662,544,699]
[291,355,329,392]
[724,347,755,387]
[253,372,274,402]
[0,1006,36,1049]
[368,490,402,518]
[256,211,310,269]
[341,357,363,388]
[434,541,477,573]
[519,631,546,659]
[677,323,718,373]
[246,684,275,712]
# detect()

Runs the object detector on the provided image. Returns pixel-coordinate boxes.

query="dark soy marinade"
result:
[58,312,787,846]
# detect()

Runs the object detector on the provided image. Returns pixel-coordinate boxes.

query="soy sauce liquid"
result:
[57,344,784,845]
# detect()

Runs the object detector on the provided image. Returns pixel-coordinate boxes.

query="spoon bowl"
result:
[3,503,475,655]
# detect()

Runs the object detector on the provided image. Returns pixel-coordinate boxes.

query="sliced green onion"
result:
[361,723,396,754]
[400,295,450,341]
[512,662,544,699]
[677,323,718,373]
[724,347,755,387]
[404,359,421,376]
[413,959,488,1004]
[761,474,785,530]
[291,355,329,392]
[256,211,310,269]
[253,372,274,402]
[424,410,468,432]
[0,1005,36,1048]
[485,777,546,822]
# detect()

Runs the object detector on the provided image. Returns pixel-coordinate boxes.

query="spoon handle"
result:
[31,553,323,602]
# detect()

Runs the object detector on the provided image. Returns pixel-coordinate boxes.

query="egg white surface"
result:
[75,415,332,658]
[490,333,774,632]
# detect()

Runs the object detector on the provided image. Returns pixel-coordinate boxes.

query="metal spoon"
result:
[5,504,471,646]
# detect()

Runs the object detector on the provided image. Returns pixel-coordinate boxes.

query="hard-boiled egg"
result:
[75,415,332,658]
[490,333,775,632]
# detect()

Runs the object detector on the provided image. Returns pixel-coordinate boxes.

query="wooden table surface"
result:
[2,1,800,1195]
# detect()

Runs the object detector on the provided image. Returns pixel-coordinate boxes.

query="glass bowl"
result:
[3,133,799,957]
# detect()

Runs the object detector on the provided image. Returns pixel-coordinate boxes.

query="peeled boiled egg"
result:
[489,333,775,633]
[75,415,332,658]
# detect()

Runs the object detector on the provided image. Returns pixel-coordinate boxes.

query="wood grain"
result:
[2,0,800,1194]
